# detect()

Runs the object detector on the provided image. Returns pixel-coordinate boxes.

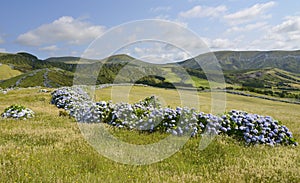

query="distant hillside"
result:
[179,50,300,74]
[0,63,22,80]
[3,50,300,74]
[0,52,172,88]
[0,50,300,100]
[45,56,97,64]
[0,68,74,88]
[0,52,59,72]
[225,67,300,89]
[45,54,135,64]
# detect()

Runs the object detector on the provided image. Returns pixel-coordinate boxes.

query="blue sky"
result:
[1,0,300,60]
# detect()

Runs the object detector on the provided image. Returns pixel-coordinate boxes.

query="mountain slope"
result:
[1,51,300,95]
[225,68,300,88]
[0,52,63,72]
[0,68,74,88]
[179,50,300,74]
[0,63,22,80]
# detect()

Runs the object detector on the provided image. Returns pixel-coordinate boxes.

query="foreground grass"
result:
[0,87,299,182]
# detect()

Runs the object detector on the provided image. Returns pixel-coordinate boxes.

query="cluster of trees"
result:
[237,87,300,99]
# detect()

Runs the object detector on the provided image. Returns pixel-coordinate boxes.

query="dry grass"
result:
[0,86,299,182]
[0,64,22,80]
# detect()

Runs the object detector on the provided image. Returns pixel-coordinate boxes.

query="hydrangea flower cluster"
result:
[51,87,90,110]
[110,104,200,136]
[51,87,112,123]
[1,104,34,120]
[51,87,298,146]
[219,110,298,146]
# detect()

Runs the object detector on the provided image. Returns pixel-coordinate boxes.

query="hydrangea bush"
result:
[51,87,298,146]
[219,110,298,146]
[1,104,34,120]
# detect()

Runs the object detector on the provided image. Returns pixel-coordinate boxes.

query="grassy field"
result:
[0,86,299,182]
[0,64,22,80]
[161,67,218,88]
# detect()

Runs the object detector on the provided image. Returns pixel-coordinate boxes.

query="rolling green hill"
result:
[225,68,300,87]
[179,50,300,74]
[45,54,135,64]
[0,52,179,89]
[0,51,300,101]
[0,68,74,88]
[0,52,51,72]
[45,56,98,64]
[2,50,300,74]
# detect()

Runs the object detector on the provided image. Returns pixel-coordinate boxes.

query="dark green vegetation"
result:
[0,86,299,182]
[1,50,300,101]
[180,51,300,100]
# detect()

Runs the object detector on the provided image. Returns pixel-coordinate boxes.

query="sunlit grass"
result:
[0,86,299,182]
[0,64,22,80]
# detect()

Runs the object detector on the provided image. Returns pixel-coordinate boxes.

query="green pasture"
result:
[0,86,299,182]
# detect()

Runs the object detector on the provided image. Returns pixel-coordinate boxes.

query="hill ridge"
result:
[1,50,300,101]
[179,50,300,74]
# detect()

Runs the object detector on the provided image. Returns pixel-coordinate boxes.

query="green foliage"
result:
[242,80,265,88]
[18,70,45,88]
[47,69,74,87]
[0,74,24,88]
[4,104,26,112]
[1,104,34,120]
[136,75,175,88]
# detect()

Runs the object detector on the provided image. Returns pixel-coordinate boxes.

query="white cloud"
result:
[226,22,268,33]
[254,16,300,50]
[272,16,300,34]
[211,39,232,49]
[70,51,79,56]
[151,8,188,29]
[135,45,190,63]
[39,45,58,51]
[153,15,188,28]
[117,42,192,63]
[203,38,235,50]
[150,6,171,13]
[17,16,106,46]
[0,48,7,52]
[179,5,227,18]
[187,0,199,2]
[224,1,276,25]
[154,14,170,20]
[170,19,188,28]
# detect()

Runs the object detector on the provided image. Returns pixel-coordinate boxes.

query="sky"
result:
[1,0,300,60]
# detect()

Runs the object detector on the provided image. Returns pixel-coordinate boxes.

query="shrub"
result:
[1,104,34,120]
[50,87,298,146]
